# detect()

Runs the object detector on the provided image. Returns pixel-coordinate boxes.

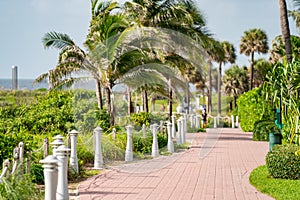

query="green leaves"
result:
[42,31,75,50]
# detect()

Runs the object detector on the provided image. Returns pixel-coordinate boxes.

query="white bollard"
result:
[171,115,176,138]
[94,127,103,169]
[190,115,194,128]
[183,114,187,133]
[51,135,65,156]
[125,125,133,162]
[214,117,217,128]
[181,117,186,144]
[167,122,174,153]
[112,128,117,140]
[151,124,160,157]
[69,130,79,173]
[0,159,10,182]
[177,119,182,144]
[55,145,70,200]
[231,115,235,128]
[40,155,58,200]
[196,115,200,129]
[236,116,239,128]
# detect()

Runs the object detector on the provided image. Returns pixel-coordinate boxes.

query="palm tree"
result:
[124,0,211,117]
[253,58,272,87]
[215,41,236,117]
[222,65,249,108]
[279,0,293,63]
[269,35,300,63]
[240,28,268,90]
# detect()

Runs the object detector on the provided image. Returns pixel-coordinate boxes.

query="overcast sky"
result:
[0,0,298,79]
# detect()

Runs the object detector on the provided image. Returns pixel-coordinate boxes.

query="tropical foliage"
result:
[264,61,300,142]
[240,28,269,90]
[237,87,274,132]
[222,65,249,108]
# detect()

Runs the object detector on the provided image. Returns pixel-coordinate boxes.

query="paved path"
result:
[78,128,273,200]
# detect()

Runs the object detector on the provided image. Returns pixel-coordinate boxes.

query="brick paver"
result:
[78,128,273,200]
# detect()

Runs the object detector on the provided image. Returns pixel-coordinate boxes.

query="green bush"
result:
[266,144,300,179]
[0,173,42,200]
[237,87,274,132]
[253,120,280,141]
[130,112,151,126]
[30,163,44,184]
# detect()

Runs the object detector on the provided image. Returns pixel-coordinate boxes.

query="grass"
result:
[250,165,300,200]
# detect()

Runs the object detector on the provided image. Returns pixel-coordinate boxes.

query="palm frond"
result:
[42,31,75,50]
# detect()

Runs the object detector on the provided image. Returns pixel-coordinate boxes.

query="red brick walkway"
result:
[78,128,273,200]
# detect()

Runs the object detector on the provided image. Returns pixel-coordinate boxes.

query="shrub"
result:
[30,163,44,184]
[266,144,300,179]
[130,112,151,126]
[237,87,274,132]
[253,120,280,141]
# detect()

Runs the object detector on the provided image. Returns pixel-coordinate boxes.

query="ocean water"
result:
[0,79,48,90]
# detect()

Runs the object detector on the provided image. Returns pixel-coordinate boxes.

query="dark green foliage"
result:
[71,90,110,133]
[130,112,151,126]
[266,144,300,179]
[30,163,44,184]
[237,87,274,132]
[253,120,280,141]
[157,133,168,148]
[133,135,152,153]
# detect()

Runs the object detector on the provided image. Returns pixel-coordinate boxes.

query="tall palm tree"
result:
[279,0,293,63]
[215,41,236,117]
[240,28,269,90]
[222,65,249,108]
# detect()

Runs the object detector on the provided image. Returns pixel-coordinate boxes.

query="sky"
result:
[0,0,298,79]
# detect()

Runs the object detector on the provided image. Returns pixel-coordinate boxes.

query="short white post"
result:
[112,128,116,141]
[11,147,19,174]
[142,124,146,138]
[236,116,239,128]
[160,120,164,134]
[69,130,79,173]
[55,145,70,200]
[183,114,187,133]
[177,119,182,144]
[231,115,235,128]
[152,124,160,157]
[51,135,65,156]
[171,115,176,138]
[40,155,58,200]
[125,125,133,162]
[18,142,24,172]
[196,114,200,129]
[214,117,217,128]
[190,115,194,128]
[167,122,174,153]
[0,159,10,182]
[181,117,186,144]
[94,127,103,169]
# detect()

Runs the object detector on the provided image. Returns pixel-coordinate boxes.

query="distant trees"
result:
[240,28,269,90]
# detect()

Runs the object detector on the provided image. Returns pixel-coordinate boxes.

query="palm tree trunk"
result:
[250,52,254,90]
[208,64,212,113]
[143,91,149,112]
[217,62,222,117]
[105,86,114,126]
[168,79,172,122]
[278,0,293,63]
[95,80,103,109]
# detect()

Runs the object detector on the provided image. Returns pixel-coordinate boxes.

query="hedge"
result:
[266,144,300,180]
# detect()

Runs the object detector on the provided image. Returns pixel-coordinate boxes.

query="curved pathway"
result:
[78,128,273,200]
